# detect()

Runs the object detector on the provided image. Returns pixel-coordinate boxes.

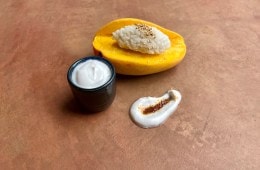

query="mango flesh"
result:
[93,18,186,75]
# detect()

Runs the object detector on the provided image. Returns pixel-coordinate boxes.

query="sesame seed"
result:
[135,23,156,39]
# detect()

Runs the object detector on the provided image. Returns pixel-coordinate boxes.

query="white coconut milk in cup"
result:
[67,56,116,112]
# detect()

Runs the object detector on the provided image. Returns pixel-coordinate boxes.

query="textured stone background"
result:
[0,0,259,169]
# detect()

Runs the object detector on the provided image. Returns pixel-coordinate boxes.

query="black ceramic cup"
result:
[67,56,116,113]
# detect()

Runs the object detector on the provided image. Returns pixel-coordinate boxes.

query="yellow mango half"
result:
[93,18,186,75]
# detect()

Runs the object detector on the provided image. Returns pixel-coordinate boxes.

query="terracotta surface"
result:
[0,0,259,169]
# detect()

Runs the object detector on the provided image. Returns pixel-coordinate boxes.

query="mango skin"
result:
[93,18,186,75]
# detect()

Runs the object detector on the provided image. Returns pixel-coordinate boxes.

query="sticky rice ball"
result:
[112,24,171,54]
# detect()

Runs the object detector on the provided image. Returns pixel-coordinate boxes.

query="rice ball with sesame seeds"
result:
[112,24,171,54]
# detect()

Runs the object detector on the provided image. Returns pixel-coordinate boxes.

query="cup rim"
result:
[67,56,116,92]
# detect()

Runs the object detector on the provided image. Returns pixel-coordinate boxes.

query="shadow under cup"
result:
[67,56,116,113]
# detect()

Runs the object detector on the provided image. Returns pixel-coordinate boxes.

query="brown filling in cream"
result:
[142,98,172,115]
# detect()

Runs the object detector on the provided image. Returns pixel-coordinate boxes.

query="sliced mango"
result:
[93,18,186,75]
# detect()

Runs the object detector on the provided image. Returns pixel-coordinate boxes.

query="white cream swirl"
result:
[72,59,111,89]
[130,90,182,128]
